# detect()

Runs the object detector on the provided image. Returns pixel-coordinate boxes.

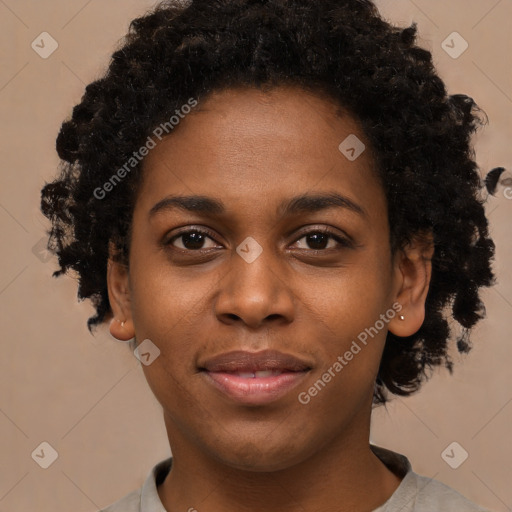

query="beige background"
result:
[0,0,511,511]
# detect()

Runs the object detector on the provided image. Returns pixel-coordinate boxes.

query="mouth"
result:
[198,350,312,405]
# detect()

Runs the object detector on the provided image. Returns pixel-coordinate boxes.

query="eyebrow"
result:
[148,192,367,220]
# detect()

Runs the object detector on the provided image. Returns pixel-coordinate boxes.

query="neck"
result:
[157,412,402,512]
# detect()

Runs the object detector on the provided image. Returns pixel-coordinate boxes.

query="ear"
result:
[388,231,434,337]
[107,242,135,341]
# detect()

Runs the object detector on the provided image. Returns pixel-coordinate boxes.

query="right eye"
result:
[166,229,221,251]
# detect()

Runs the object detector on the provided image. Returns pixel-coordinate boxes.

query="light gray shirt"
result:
[99,445,490,511]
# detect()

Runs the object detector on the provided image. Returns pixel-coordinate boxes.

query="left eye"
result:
[293,231,349,250]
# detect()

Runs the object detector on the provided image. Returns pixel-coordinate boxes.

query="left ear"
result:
[388,230,434,337]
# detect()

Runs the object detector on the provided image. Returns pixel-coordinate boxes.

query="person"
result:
[40,0,499,510]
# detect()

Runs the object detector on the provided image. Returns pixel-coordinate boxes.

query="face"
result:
[108,86,428,472]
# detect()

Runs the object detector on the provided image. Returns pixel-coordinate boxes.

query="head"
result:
[41,0,495,471]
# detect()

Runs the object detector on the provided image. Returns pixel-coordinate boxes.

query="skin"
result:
[107,85,433,512]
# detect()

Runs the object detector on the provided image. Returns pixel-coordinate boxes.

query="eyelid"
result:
[292,225,353,245]
[165,225,222,247]
[165,224,354,251]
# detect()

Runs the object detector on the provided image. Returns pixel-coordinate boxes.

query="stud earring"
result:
[399,315,405,321]
[110,318,133,343]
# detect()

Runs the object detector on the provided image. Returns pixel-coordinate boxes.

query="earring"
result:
[399,315,405,321]
[114,318,126,328]
[109,318,133,343]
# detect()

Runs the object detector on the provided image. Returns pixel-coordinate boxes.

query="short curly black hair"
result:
[40,0,497,405]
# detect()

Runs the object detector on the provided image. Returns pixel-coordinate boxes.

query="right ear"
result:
[107,242,135,341]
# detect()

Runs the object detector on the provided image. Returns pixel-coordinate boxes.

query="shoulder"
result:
[97,457,172,512]
[98,488,141,512]
[412,473,490,511]
[370,445,491,512]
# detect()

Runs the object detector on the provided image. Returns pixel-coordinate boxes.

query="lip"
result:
[200,349,312,373]
[199,350,312,405]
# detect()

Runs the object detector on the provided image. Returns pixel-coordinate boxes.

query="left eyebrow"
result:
[277,192,367,219]
[148,192,367,220]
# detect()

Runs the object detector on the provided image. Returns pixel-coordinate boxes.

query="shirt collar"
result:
[139,446,413,511]
[370,444,412,478]
[140,457,172,512]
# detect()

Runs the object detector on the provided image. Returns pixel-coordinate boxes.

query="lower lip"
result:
[202,371,309,405]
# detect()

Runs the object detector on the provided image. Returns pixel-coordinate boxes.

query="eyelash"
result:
[165,226,353,253]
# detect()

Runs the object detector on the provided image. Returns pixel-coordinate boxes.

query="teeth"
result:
[254,370,279,378]
[237,372,255,378]
[233,370,283,378]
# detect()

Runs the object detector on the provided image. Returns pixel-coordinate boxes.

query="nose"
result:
[213,246,295,329]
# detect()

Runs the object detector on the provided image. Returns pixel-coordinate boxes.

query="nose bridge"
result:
[234,238,277,291]
[214,237,294,327]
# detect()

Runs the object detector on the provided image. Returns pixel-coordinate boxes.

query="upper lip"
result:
[199,349,312,373]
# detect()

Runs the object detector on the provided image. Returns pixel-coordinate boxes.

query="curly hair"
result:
[40,0,497,405]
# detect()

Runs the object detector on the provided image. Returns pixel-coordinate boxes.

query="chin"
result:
[204,432,316,473]
[218,452,304,473]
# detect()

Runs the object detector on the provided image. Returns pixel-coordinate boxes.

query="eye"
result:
[165,226,353,253]
[166,229,220,251]
[292,228,352,251]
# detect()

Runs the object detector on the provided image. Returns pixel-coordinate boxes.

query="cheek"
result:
[297,282,388,410]
[299,258,392,338]
[130,254,215,333]
[294,256,392,386]
[129,270,210,396]
[140,360,207,433]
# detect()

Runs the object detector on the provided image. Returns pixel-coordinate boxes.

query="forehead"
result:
[135,86,385,221]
